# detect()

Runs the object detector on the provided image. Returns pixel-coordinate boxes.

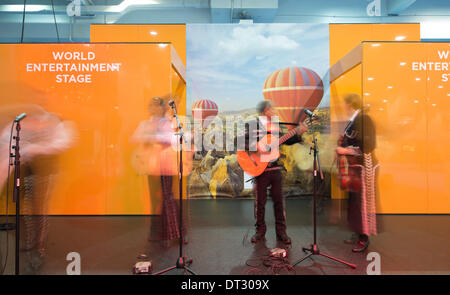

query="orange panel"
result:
[329,64,363,200]
[329,23,420,65]
[102,44,172,215]
[329,24,421,205]
[426,43,450,214]
[362,43,429,213]
[0,43,175,215]
[361,42,450,213]
[90,25,188,214]
[90,24,186,64]
[370,23,420,43]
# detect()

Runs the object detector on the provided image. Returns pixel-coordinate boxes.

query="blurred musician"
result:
[0,110,76,272]
[131,96,189,246]
[336,94,378,252]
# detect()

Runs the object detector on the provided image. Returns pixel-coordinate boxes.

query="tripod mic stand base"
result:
[293,244,356,269]
[153,257,197,275]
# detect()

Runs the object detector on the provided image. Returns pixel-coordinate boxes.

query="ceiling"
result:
[0,0,449,42]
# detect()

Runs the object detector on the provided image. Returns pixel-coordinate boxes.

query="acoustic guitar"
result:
[237,126,303,177]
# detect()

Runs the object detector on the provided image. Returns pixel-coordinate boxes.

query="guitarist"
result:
[249,101,307,244]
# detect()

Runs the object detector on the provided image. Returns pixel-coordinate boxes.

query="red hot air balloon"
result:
[263,67,324,128]
[192,99,219,127]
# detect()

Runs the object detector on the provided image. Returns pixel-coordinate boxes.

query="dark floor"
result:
[1,198,449,275]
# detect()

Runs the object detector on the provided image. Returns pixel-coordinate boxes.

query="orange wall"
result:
[427,43,450,214]
[329,23,421,202]
[90,24,186,64]
[362,42,450,214]
[0,43,179,215]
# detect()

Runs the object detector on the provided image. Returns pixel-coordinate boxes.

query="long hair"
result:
[148,94,171,117]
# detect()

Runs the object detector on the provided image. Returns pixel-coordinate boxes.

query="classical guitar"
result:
[237,126,303,177]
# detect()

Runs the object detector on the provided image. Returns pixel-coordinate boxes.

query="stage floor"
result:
[1,198,449,275]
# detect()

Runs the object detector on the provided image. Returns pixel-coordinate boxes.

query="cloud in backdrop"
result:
[187,24,330,113]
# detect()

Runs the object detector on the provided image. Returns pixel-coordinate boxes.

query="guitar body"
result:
[131,143,193,176]
[237,124,304,176]
[236,151,268,177]
[337,154,362,192]
[237,133,280,177]
[337,135,362,192]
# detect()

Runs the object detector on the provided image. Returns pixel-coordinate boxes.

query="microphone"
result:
[304,109,317,118]
[14,113,27,122]
[168,100,175,108]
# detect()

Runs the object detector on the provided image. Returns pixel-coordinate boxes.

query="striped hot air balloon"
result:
[263,67,324,127]
[192,99,219,127]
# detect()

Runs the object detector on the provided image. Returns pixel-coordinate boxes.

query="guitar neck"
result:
[278,129,298,145]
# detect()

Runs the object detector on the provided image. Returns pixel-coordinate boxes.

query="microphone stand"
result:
[153,102,196,275]
[293,113,356,270]
[0,124,16,232]
[12,121,22,275]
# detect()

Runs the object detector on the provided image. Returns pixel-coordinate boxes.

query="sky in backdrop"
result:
[186,24,330,113]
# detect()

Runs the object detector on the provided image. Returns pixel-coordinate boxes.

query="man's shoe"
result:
[352,240,369,252]
[276,233,292,244]
[251,232,265,243]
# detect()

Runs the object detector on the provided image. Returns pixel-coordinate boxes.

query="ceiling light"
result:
[1,5,47,12]
[108,0,159,13]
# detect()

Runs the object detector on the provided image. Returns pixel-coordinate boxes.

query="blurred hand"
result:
[304,116,320,127]
[336,146,360,156]
[335,147,347,155]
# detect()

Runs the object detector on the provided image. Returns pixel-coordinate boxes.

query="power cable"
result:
[50,0,60,42]
[20,0,27,43]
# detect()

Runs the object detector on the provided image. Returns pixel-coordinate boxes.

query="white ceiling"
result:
[0,0,449,42]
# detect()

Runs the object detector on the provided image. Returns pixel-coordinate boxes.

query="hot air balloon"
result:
[192,99,218,128]
[263,67,324,128]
